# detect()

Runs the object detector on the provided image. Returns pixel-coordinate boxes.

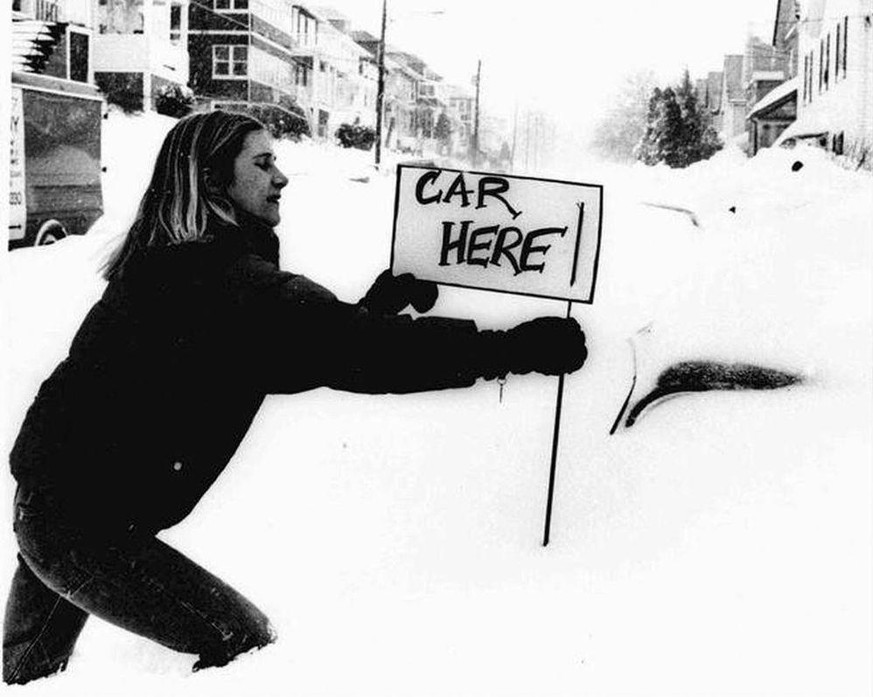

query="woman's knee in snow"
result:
[193,613,276,672]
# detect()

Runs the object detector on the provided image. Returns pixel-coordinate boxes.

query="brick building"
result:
[186,0,312,129]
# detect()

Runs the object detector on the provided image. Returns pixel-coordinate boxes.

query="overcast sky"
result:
[319,0,777,127]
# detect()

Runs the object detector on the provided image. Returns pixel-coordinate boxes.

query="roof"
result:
[747,76,797,118]
[387,50,439,79]
[384,55,422,81]
[311,5,346,21]
[350,29,378,43]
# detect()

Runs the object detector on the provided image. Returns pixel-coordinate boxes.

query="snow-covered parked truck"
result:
[9,71,104,250]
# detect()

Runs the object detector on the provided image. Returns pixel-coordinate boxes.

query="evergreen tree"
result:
[636,70,722,168]
[435,112,452,149]
[634,87,662,165]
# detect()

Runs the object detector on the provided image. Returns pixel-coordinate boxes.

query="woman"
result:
[3,111,587,683]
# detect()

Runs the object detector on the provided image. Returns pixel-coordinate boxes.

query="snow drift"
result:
[1,113,870,697]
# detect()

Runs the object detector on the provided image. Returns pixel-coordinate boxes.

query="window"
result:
[824,33,830,88]
[294,62,309,87]
[213,44,247,78]
[169,3,181,44]
[250,47,294,90]
[98,0,144,34]
[69,31,89,82]
[843,16,848,77]
[214,0,247,10]
[809,52,814,101]
[802,54,807,102]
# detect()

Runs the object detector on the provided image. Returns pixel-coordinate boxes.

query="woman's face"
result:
[226,129,289,227]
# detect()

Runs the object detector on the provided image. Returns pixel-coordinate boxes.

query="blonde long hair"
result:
[103,110,266,280]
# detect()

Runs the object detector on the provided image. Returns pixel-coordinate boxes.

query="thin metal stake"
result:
[543,300,573,546]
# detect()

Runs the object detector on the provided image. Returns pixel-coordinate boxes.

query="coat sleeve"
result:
[225,254,485,395]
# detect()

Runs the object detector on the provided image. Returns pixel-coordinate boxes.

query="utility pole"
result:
[471,58,481,168]
[374,0,388,167]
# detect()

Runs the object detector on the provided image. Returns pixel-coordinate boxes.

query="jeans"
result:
[3,484,275,684]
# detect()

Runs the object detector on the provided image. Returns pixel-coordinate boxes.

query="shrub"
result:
[95,73,143,114]
[251,104,311,140]
[154,84,194,118]
[336,123,376,150]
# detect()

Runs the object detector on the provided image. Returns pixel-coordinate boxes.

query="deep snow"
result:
[1,110,871,696]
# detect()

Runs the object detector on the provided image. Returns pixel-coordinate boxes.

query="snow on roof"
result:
[774,110,831,144]
[747,76,798,118]
[11,20,58,73]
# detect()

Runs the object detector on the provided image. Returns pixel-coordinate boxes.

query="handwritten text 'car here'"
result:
[391,166,603,303]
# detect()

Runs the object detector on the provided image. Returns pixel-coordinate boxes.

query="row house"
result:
[711,1,801,155]
[445,84,474,155]
[14,0,191,114]
[744,32,795,153]
[744,35,790,110]
[13,0,95,84]
[347,27,481,157]
[302,9,378,138]
[773,0,801,77]
[746,0,801,154]
[719,55,748,144]
[717,32,793,153]
[383,56,420,151]
[186,0,313,129]
[794,0,873,160]
[746,0,872,161]
[350,31,420,151]
[388,51,447,147]
[91,0,189,109]
[695,71,724,132]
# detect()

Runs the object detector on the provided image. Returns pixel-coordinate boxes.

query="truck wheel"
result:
[35,220,67,246]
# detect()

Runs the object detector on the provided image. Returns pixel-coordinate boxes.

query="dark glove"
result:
[479,317,588,380]
[359,270,439,315]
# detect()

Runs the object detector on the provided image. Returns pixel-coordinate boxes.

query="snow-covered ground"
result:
[1,111,871,696]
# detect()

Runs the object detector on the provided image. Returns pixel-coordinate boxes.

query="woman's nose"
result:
[274,168,289,188]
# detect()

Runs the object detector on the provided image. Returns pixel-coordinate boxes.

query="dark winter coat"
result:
[10,216,487,533]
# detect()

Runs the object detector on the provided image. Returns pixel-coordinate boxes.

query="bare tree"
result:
[590,70,657,162]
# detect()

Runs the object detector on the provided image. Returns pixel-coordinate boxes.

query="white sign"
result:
[391,166,603,303]
[9,86,27,241]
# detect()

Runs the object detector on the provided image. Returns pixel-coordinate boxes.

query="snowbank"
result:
[1,113,870,697]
